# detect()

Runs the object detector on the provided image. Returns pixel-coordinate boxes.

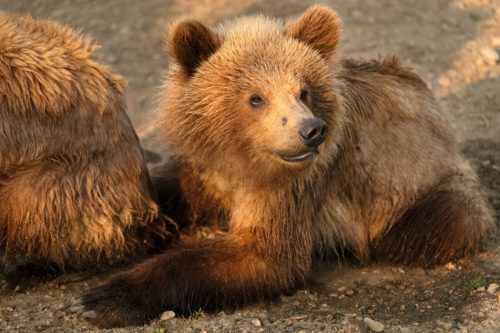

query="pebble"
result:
[480,47,499,64]
[251,318,262,327]
[492,37,500,47]
[400,328,410,333]
[160,311,175,321]
[435,319,453,331]
[444,262,457,270]
[363,317,384,332]
[477,286,485,292]
[487,283,499,294]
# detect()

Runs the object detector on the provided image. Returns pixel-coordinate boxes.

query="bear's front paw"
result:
[70,275,156,328]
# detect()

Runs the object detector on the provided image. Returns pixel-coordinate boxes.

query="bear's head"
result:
[160,6,343,184]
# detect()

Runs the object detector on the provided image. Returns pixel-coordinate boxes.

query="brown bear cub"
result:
[77,6,495,327]
[0,13,176,288]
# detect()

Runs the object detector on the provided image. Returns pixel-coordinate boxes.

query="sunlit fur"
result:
[0,13,175,271]
[80,6,495,328]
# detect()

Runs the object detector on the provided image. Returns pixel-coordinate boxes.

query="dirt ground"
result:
[0,0,499,332]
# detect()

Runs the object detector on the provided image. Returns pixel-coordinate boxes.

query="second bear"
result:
[0,13,175,283]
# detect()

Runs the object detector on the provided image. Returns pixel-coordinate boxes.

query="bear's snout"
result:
[298,118,328,148]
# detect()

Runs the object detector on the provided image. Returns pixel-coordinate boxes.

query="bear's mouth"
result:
[271,148,318,163]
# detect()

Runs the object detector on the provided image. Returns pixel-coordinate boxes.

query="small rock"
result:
[329,293,339,298]
[444,262,456,270]
[400,328,410,333]
[364,317,384,332]
[251,318,261,327]
[160,311,175,321]
[477,286,485,292]
[435,319,453,331]
[298,331,307,333]
[345,290,355,296]
[492,37,500,47]
[460,327,468,333]
[487,283,499,294]
[480,47,499,64]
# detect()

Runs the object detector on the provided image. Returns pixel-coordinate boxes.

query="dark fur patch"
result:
[371,187,487,266]
[167,20,221,77]
[1,261,60,294]
[153,162,229,231]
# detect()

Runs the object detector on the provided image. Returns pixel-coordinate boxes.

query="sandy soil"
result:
[0,0,499,332]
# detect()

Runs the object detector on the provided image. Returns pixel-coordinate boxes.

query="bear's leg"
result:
[371,173,495,266]
[74,233,309,328]
[1,257,60,294]
[152,162,229,231]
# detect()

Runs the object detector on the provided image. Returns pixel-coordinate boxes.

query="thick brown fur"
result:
[0,13,176,275]
[79,6,496,328]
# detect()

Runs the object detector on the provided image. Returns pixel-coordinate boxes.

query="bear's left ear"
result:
[285,6,341,60]
[167,19,221,77]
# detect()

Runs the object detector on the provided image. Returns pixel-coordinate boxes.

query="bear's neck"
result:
[229,183,315,268]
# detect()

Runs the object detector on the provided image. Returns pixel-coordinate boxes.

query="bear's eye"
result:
[249,94,266,107]
[299,89,308,102]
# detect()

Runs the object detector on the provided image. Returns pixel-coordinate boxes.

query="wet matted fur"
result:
[78,6,495,328]
[0,13,176,277]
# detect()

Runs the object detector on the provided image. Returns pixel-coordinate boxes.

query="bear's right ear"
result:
[167,20,221,77]
[285,6,341,60]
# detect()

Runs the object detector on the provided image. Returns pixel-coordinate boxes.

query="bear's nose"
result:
[298,118,328,148]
